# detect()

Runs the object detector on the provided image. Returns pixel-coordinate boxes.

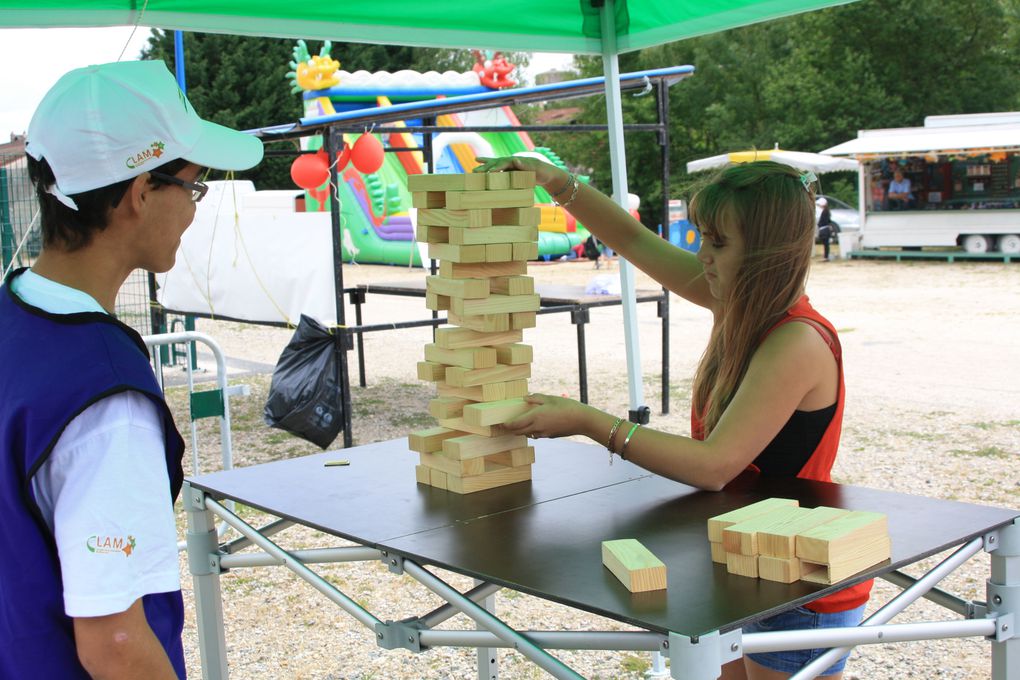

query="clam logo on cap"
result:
[126,140,167,170]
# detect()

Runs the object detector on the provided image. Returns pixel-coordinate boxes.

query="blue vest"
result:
[0,272,187,679]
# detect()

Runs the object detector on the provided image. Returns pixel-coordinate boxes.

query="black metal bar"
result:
[658,79,671,416]
[348,288,367,388]
[334,124,663,135]
[570,307,590,404]
[326,128,354,449]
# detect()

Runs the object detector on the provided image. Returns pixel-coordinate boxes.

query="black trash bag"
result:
[264,315,344,449]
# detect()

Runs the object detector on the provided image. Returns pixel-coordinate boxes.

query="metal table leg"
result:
[183,482,228,680]
[570,307,590,404]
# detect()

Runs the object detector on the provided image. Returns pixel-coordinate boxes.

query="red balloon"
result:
[336,142,352,171]
[290,153,329,189]
[351,133,384,174]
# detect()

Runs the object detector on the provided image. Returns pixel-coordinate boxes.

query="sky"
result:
[0,27,574,139]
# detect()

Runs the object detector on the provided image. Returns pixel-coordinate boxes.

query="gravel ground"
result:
[165,255,1020,679]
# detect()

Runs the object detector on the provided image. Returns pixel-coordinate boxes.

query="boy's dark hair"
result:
[583,235,602,260]
[27,155,192,252]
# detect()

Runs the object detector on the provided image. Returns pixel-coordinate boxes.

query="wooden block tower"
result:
[407,171,541,494]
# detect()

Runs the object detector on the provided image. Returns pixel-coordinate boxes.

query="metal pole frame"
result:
[183,490,1016,680]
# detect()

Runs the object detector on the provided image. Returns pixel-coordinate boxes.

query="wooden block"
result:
[448,225,538,245]
[492,206,541,226]
[426,275,490,299]
[509,170,537,189]
[419,451,486,477]
[710,541,727,564]
[446,462,532,494]
[440,259,526,279]
[462,398,530,426]
[758,506,850,558]
[446,188,533,210]
[442,433,528,460]
[435,327,523,350]
[408,426,459,454]
[424,343,497,369]
[437,417,509,438]
[408,173,487,192]
[425,291,450,311]
[428,242,487,263]
[796,511,889,565]
[415,464,432,485]
[510,311,537,330]
[418,208,492,228]
[706,498,800,543]
[415,224,449,244]
[429,467,449,490]
[428,396,471,420]
[485,243,513,261]
[438,379,529,402]
[726,551,759,578]
[416,360,446,382]
[490,276,534,296]
[722,505,806,556]
[451,293,540,317]
[601,539,667,593]
[512,242,539,261]
[758,555,802,583]
[486,446,535,468]
[411,191,447,209]
[800,537,892,584]
[445,363,531,388]
[483,172,511,190]
[447,311,511,333]
[493,343,532,365]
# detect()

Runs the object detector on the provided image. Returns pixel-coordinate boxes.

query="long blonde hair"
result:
[689,161,817,434]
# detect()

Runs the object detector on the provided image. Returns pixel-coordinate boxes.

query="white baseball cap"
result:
[26,60,263,209]
[815,197,828,207]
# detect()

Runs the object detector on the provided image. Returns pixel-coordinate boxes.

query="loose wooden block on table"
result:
[408,173,487,192]
[800,537,892,585]
[490,275,535,296]
[442,432,528,460]
[426,275,490,299]
[445,363,531,388]
[437,417,509,438]
[423,343,497,369]
[440,260,526,279]
[446,188,533,210]
[448,225,538,245]
[418,208,493,228]
[706,498,800,543]
[416,360,446,382]
[451,293,540,317]
[726,551,759,578]
[722,505,806,556]
[462,397,530,426]
[795,511,889,565]
[446,462,532,494]
[428,396,471,420]
[758,555,802,584]
[493,343,533,365]
[408,426,460,454]
[601,539,667,593]
[758,506,850,558]
[434,327,523,350]
[438,379,529,402]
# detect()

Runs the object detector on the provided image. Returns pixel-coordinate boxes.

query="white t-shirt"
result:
[15,270,181,617]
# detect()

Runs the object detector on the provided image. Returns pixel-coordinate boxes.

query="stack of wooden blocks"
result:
[407,171,541,494]
[707,498,891,584]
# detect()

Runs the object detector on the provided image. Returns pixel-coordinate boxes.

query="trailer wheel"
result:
[962,234,993,253]
[997,234,1020,254]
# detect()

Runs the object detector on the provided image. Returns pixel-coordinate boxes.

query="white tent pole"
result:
[600,0,646,417]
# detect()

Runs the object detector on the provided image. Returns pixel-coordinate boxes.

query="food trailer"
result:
[823,112,1020,254]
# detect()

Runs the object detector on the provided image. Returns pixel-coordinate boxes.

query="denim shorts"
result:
[744,604,866,676]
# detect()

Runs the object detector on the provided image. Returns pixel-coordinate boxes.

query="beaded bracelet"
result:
[619,423,640,460]
[552,175,579,209]
[548,172,574,198]
[606,416,624,464]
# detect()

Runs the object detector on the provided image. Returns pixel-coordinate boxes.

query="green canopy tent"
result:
[0,0,858,429]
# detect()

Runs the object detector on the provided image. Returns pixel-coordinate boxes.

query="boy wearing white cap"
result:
[0,60,262,679]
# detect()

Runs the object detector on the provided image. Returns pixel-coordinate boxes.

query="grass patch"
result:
[620,653,650,675]
[969,419,1020,430]
[950,446,1012,459]
[389,411,434,428]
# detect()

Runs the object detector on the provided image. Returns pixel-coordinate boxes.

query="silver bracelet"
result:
[549,172,574,198]
[553,175,579,208]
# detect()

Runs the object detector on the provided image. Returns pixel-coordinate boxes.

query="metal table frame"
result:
[183,441,1018,680]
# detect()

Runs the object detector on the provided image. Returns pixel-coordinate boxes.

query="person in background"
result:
[474,156,869,680]
[887,169,914,209]
[816,196,834,261]
[0,60,262,679]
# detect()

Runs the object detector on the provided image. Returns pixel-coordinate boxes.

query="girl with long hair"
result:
[473,157,868,680]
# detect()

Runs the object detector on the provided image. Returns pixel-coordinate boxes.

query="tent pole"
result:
[600,0,648,423]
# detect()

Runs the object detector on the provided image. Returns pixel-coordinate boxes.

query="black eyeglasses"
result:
[149,171,209,203]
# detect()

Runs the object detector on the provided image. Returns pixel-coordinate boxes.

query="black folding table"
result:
[183,438,1018,679]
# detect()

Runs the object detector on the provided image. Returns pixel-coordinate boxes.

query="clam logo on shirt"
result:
[125,140,167,169]
[86,534,137,557]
